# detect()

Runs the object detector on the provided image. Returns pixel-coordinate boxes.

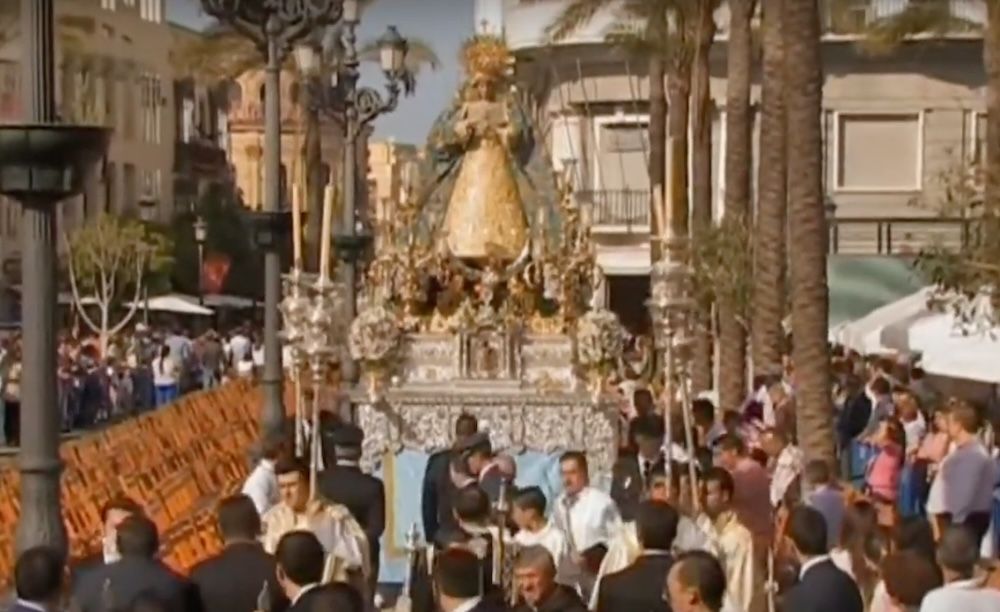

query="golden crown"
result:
[461,34,513,83]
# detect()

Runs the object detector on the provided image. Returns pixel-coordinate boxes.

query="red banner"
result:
[200,253,231,294]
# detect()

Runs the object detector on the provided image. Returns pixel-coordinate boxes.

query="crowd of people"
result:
[0,322,268,445]
[6,347,1000,612]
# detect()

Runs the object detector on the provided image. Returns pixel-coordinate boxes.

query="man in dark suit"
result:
[72,514,201,612]
[275,530,362,612]
[317,424,386,593]
[611,414,665,521]
[11,546,64,612]
[433,548,508,612]
[422,412,478,542]
[190,494,288,612]
[71,495,144,584]
[596,500,678,612]
[781,506,863,612]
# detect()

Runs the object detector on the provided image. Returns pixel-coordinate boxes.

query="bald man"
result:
[512,546,587,612]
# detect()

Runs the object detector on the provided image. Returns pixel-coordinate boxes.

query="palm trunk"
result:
[649,55,667,262]
[304,95,323,271]
[752,0,787,378]
[985,3,1000,206]
[785,0,834,466]
[667,63,691,240]
[690,2,717,394]
[720,0,755,412]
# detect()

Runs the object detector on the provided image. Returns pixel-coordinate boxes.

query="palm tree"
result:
[752,0,787,376]
[718,0,756,413]
[690,1,719,393]
[785,0,834,468]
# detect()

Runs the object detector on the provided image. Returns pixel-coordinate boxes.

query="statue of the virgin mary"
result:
[409,35,561,263]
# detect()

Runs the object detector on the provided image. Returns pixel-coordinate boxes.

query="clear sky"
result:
[169,0,474,146]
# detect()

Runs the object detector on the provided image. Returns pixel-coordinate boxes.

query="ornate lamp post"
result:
[294,4,409,384]
[0,0,110,556]
[193,215,208,305]
[201,0,343,440]
[138,195,157,323]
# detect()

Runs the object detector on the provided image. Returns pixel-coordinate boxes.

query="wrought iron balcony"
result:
[828,216,975,255]
[576,189,651,230]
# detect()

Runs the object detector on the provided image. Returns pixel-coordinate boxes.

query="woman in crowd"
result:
[830,500,885,606]
[151,344,179,408]
[866,418,906,532]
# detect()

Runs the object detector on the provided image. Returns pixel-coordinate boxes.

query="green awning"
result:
[827,255,926,329]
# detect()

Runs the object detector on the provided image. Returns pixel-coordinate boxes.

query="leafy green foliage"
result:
[691,214,754,329]
[912,156,1000,317]
[65,215,173,351]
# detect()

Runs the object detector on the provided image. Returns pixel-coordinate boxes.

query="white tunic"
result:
[513,521,575,586]
[552,486,622,597]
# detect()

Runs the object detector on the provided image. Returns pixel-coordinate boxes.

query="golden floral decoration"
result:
[460,34,513,84]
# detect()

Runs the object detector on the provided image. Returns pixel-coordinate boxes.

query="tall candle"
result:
[291,183,303,270]
[319,183,335,279]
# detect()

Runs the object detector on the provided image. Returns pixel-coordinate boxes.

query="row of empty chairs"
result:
[0,380,266,582]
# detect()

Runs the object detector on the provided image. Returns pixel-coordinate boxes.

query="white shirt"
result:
[903,413,927,453]
[14,599,49,612]
[552,486,622,554]
[919,577,1000,612]
[513,521,574,585]
[452,597,483,612]
[152,356,177,386]
[242,459,278,514]
[770,444,804,507]
[228,334,250,363]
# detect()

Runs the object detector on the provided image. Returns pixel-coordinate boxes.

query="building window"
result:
[595,119,650,192]
[834,112,922,191]
[140,168,161,199]
[102,0,116,10]
[182,97,195,143]
[123,163,137,211]
[140,73,162,144]
[972,111,987,165]
[104,162,116,214]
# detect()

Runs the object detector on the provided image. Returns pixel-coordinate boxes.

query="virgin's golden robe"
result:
[442,134,528,261]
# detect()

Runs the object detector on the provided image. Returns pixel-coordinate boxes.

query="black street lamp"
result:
[193,215,208,305]
[294,3,410,383]
[0,0,110,557]
[200,0,342,441]
[138,195,157,324]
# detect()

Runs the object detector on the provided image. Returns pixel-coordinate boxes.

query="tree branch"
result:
[108,255,145,338]
[63,232,102,335]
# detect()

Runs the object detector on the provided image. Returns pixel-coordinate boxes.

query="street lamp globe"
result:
[343,0,360,24]
[294,42,320,77]
[194,215,208,245]
[378,26,407,74]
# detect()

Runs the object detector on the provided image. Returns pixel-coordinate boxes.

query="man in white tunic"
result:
[511,486,574,586]
[261,457,370,595]
[552,451,622,600]
[241,436,284,515]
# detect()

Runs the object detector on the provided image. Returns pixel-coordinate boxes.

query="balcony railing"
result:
[822,0,984,35]
[828,217,975,255]
[577,189,651,230]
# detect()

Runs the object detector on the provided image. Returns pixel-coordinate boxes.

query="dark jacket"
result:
[421,448,458,542]
[189,542,288,612]
[596,552,673,612]
[513,585,588,612]
[837,392,872,448]
[610,454,665,521]
[288,583,362,612]
[72,556,201,612]
[781,559,864,612]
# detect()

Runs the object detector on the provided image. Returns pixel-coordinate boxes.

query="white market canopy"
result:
[832,287,934,355]
[128,293,214,316]
[879,295,1000,384]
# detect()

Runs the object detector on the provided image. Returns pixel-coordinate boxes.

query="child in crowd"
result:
[866,418,906,530]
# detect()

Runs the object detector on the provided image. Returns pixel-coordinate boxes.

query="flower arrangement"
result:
[349,303,402,365]
[575,307,626,371]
